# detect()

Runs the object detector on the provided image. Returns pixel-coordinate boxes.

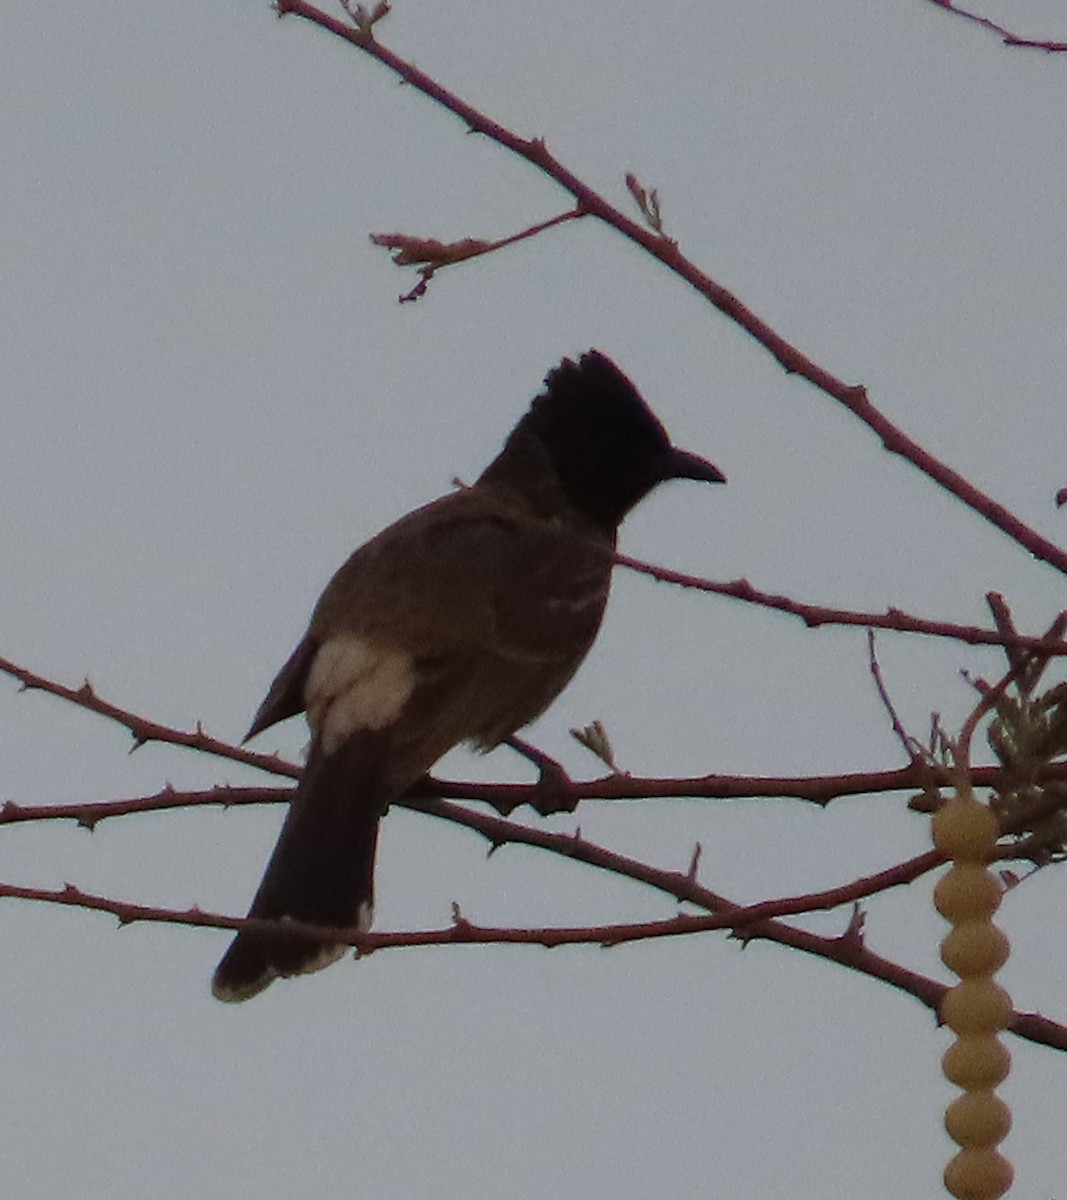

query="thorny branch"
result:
[6,762,1067,825]
[610,558,1067,656]
[1,817,1063,1052]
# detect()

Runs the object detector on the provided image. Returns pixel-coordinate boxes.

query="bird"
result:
[211,350,725,1001]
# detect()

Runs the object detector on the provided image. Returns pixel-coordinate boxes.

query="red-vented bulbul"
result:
[212,350,724,1001]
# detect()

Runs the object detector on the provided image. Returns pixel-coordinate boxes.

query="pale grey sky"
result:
[2,3,1066,1198]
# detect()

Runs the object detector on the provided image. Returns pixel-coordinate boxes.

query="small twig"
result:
[370,208,584,301]
[569,720,620,773]
[686,842,703,881]
[338,0,390,37]
[867,630,924,761]
[957,660,1029,769]
[625,173,666,234]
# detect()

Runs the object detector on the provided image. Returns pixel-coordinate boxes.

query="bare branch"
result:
[0,787,279,830]
[614,555,1067,654]
[5,757,1067,831]
[3,840,1062,1051]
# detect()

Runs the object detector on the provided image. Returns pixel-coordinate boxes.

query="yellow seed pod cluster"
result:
[933,791,1013,1199]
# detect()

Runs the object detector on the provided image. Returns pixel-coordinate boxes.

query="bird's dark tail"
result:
[211,733,391,1002]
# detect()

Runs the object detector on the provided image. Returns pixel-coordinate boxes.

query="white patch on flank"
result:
[304,634,416,756]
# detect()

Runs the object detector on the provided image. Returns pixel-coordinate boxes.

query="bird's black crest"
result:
[511,350,676,527]
[531,350,669,443]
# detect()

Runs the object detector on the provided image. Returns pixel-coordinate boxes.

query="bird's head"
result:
[494,350,725,529]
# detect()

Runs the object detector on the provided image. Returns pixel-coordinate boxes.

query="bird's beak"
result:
[665,447,726,485]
